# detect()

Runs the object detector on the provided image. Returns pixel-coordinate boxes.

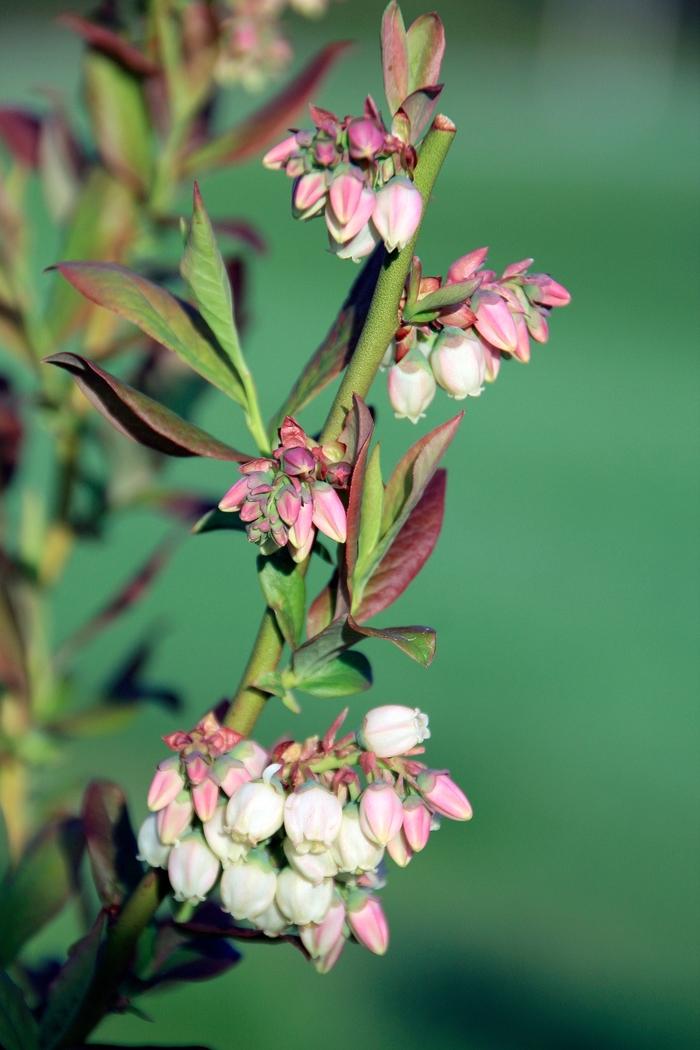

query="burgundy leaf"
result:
[56,13,160,76]
[213,219,266,254]
[81,781,143,910]
[400,84,443,144]
[354,469,446,622]
[102,633,182,711]
[0,107,41,167]
[382,2,410,115]
[43,353,250,461]
[306,573,338,641]
[182,41,352,173]
[39,912,105,1049]
[0,376,23,493]
[268,244,385,435]
[0,555,28,700]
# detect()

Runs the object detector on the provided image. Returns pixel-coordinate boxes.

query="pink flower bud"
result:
[157,791,194,844]
[359,704,430,758]
[402,796,431,851]
[315,138,338,166]
[225,778,285,846]
[263,134,299,170]
[330,219,382,262]
[288,489,314,549]
[276,486,301,526]
[214,755,252,797]
[372,177,423,252]
[147,756,184,811]
[347,893,389,955]
[331,803,384,873]
[525,304,549,343]
[314,931,346,973]
[329,166,365,225]
[203,804,248,866]
[253,900,290,937]
[220,850,277,920]
[137,813,171,869]
[230,740,269,780]
[359,781,404,846]
[167,833,219,904]
[430,327,486,400]
[481,337,501,382]
[311,482,347,544]
[417,771,473,820]
[283,837,338,883]
[472,291,518,353]
[192,775,220,822]
[524,275,571,307]
[289,524,316,563]
[447,248,489,283]
[386,828,413,867]
[275,868,334,925]
[387,350,436,423]
[284,782,343,854]
[281,445,315,476]
[293,171,327,219]
[347,118,385,160]
[184,751,210,786]
[218,475,251,512]
[300,894,346,958]
[326,184,376,244]
[512,312,531,363]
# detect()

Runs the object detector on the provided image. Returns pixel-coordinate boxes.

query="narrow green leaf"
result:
[84,50,153,195]
[0,820,84,967]
[52,262,246,405]
[257,552,306,651]
[0,971,37,1050]
[354,443,383,583]
[180,185,245,390]
[293,651,372,698]
[348,615,436,667]
[38,913,105,1050]
[403,277,480,320]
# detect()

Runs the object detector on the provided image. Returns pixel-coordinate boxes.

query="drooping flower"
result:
[220,850,278,920]
[430,327,486,400]
[168,833,220,904]
[284,782,343,854]
[359,704,430,758]
[275,867,334,925]
[416,770,473,821]
[225,769,286,847]
[359,781,404,846]
[137,813,171,869]
[346,892,389,955]
[387,349,436,423]
[330,803,384,874]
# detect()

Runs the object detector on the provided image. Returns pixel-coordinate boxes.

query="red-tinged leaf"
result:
[38,912,105,1050]
[138,490,218,525]
[268,245,385,436]
[182,902,309,958]
[382,1,410,115]
[0,559,28,701]
[213,218,266,254]
[400,84,443,144]
[354,469,446,622]
[0,108,41,167]
[103,634,182,711]
[56,13,160,76]
[48,264,246,405]
[142,924,241,988]
[0,377,23,493]
[347,614,435,667]
[182,41,352,173]
[403,276,480,321]
[43,353,249,461]
[0,819,85,967]
[406,12,445,94]
[307,572,338,640]
[345,396,375,580]
[322,706,348,751]
[81,781,143,911]
[0,970,37,1050]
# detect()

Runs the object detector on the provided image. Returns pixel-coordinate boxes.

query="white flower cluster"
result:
[138,704,470,972]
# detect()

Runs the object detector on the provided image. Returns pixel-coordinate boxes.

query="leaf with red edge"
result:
[43,353,250,460]
[80,781,143,911]
[48,263,247,405]
[56,13,160,76]
[269,245,385,436]
[347,614,436,666]
[354,469,446,622]
[306,571,338,640]
[0,108,41,167]
[400,84,443,144]
[343,395,375,580]
[382,2,409,115]
[38,912,105,1050]
[0,556,28,701]
[182,42,352,173]
[406,12,445,94]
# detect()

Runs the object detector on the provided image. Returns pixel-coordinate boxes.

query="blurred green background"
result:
[1,0,698,1047]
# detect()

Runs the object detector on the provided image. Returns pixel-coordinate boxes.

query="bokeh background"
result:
[1,0,698,1047]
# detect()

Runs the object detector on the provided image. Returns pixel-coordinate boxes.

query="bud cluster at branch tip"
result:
[137,703,470,972]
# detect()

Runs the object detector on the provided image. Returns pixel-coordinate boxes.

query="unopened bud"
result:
[311,482,347,544]
[300,894,346,958]
[359,781,404,846]
[347,118,385,160]
[346,892,389,955]
[472,290,518,353]
[402,796,431,851]
[192,775,220,822]
[167,832,219,904]
[136,813,171,869]
[229,740,269,780]
[263,134,299,170]
[147,756,184,811]
[156,791,193,845]
[386,828,413,867]
[214,755,252,797]
[372,177,422,252]
[417,770,473,820]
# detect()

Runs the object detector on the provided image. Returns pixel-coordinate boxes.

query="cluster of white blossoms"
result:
[137,705,471,972]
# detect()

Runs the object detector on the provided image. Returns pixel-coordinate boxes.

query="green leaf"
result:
[293,609,434,677]
[38,913,105,1050]
[0,561,28,700]
[52,262,246,405]
[84,50,153,196]
[180,185,246,394]
[406,12,445,94]
[354,443,383,583]
[0,971,37,1050]
[0,820,84,967]
[348,615,436,667]
[257,553,306,651]
[43,353,250,461]
[403,277,480,321]
[293,651,372,698]
[381,1,409,115]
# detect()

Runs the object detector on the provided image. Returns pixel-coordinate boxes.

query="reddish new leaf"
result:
[306,572,338,640]
[382,2,410,115]
[44,353,249,461]
[0,556,27,700]
[0,107,41,167]
[344,395,375,579]
[354,469,446,623]
[406,12,445,94]
[182,41,351,173]
[400,84,443,144]
[57,13,160,75]
[81,781,143,910]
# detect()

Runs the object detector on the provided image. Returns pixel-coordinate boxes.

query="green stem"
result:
[241,372,272,457]
[224,608,284,735]
[320,118,456,445]
[308,750,361,775]
[58,868,170,1049]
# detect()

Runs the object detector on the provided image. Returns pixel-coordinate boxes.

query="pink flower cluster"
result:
[218,416,350,560]
[137,703,471,973]
[385,250,572,422]
[263,98,424,261]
